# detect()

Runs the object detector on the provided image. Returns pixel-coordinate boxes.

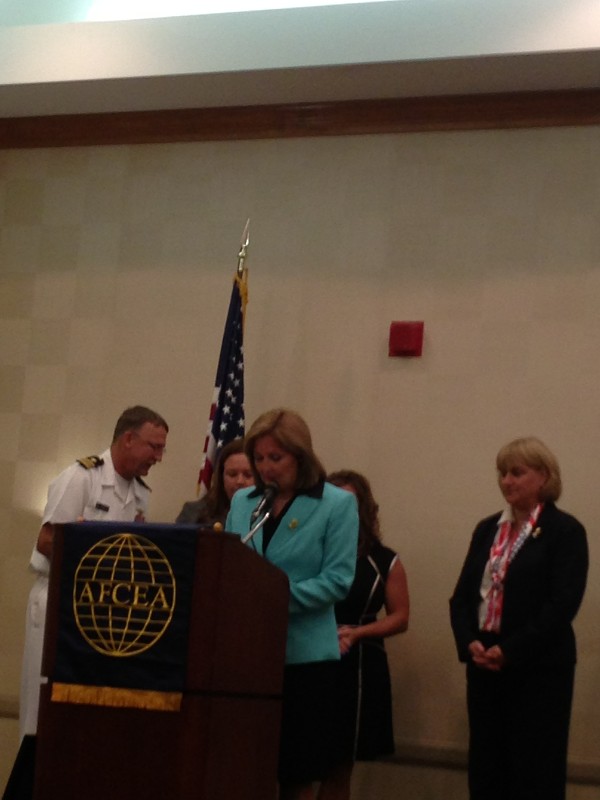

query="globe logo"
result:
[73,533,176,657]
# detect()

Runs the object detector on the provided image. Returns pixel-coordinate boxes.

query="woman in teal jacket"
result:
[227,408,359,800]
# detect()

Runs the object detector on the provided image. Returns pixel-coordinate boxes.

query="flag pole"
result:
[196,222,250,497]
[237,218,250,278]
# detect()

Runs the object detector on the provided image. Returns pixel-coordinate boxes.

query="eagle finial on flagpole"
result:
[237,218,250,278]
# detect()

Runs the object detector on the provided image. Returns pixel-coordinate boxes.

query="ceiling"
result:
[1,0,599,118]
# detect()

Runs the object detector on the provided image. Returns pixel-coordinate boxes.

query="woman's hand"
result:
[337,625,358,655]
[468,640,505,671]
[483,645,505,670]
[337,559,410,656]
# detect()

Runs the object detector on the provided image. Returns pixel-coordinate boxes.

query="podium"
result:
[33,522,289,800]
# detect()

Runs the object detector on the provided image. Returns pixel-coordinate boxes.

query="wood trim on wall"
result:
[1,88,599,149]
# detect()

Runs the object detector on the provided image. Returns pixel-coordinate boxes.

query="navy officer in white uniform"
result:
[19,405,169,740]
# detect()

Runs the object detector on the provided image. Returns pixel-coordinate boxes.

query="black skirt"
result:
[277,660,339,784]
[331,638,394,762]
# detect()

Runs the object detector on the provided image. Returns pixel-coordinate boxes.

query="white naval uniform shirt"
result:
[29,448,151,576]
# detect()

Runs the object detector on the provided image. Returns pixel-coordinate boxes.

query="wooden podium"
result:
[33,523,289,800]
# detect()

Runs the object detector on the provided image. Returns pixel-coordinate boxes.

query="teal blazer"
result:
[226,482,358,665]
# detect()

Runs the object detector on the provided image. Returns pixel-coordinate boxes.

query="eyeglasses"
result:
[134,433,167,454]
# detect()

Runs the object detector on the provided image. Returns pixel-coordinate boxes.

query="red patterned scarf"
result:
[481,503,543,632]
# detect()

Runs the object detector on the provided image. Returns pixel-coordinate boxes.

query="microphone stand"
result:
[242,510,272,544]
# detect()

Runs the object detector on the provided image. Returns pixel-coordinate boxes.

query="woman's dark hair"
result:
[205,438,247,520]
[327,469,381,557]
[244,408,326,492]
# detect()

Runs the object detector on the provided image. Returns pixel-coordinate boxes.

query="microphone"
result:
[243,483,279,545]
[250,483,279,524]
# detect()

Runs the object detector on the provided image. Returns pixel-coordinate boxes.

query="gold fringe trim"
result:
[51,683,182,712]
[236,271,249,315]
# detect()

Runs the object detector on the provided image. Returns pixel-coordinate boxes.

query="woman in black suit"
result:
[175,437,253,527]
[450,436,588,800]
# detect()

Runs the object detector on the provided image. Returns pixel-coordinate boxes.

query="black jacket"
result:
[449,503,588,668]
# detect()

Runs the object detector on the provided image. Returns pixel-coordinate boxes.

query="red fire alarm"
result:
[389,321,424,357]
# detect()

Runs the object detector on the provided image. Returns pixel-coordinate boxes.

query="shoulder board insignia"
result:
[77,455,104,470]
[135,476,151,491]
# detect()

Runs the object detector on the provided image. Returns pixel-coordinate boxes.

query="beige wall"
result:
[1,125,599,794]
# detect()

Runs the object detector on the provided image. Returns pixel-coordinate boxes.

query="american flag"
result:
[197,270,248,496]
